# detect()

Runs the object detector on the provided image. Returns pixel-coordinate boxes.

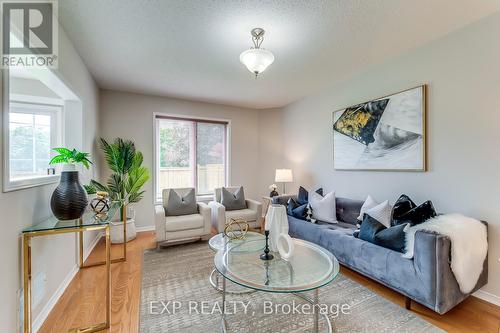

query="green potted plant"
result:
[91,138,150,243]
[49,148,93,220]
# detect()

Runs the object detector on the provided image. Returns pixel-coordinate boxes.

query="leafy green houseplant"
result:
[91,138,150,242]
[49,148,92,170]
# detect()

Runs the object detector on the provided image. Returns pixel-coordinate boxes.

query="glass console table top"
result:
[209,231,265,253]
[22,205,119,233]
[214,238,339,293]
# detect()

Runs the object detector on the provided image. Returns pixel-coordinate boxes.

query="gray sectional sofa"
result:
[273,195,488,314]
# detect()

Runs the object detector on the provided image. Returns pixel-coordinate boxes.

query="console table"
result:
[21,206,122,333]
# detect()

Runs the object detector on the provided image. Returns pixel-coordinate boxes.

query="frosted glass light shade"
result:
[275,169,293,183]
[239,48,275,75]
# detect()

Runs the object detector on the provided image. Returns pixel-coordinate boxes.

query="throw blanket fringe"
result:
[403,213,487,294]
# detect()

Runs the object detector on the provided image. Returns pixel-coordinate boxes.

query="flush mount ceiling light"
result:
[239,28,275,78]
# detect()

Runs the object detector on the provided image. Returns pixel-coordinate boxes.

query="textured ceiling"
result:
[59,0,500,109]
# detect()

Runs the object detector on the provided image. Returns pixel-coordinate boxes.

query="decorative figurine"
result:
[91,191,110,220]
[268,184,279,197]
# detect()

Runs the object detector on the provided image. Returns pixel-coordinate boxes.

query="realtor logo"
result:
[2,0,58,67]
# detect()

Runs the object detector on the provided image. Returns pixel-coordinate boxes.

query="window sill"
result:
[3,174,60,192]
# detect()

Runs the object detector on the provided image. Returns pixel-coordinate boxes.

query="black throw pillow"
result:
[287,198,308,220]
[393,200,437,227]
[392,194,416,221]
[358,214,409,253]
[374,223,409,252]
[358,214,386,243]
[297,186,324,205]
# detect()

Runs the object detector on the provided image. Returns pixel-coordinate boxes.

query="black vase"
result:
[50,171,88,220]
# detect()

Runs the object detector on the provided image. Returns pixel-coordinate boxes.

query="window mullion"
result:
[193,121,198,194]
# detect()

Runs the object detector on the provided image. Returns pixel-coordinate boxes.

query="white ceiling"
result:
[59,0,500,109]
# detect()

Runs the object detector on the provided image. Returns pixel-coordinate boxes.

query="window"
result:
[9,103,62,181]
[3,65,81,192]
[155,115,228,201]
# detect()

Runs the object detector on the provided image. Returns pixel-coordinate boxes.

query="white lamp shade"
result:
[275,169,293,183]
[239,48,275,75]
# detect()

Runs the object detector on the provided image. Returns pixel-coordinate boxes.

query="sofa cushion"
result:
[357,195,379,220]
[221,186,246,211]
[165,213,204,232]
[297,186,323,205]
[363,200,392,228]
[358,214,386,243]
[287,198,308,220]
[335,197,364,225]
[392,194,416,221]
[393,200,437,226]
[225,208,257,223]
[166,188,198,216]
[310,191,337,223]
[374,223,409,253]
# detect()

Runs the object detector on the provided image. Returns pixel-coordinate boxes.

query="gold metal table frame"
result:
[22,206,129,333]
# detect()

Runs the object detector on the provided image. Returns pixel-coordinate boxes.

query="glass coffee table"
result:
[214,238,340,333]
[208,231,265,294]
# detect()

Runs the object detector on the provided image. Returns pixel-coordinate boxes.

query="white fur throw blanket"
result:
[403,214,487,294]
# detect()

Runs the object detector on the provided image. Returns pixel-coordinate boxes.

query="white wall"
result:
[0,26,100,332]
[99,90,263,229]
[279,13,500,301]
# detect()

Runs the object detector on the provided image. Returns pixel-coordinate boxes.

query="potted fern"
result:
[49,148,92,220]
[91,138,150,243]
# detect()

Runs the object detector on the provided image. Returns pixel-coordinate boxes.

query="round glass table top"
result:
[209,231,265,253]
[214,238,340,293]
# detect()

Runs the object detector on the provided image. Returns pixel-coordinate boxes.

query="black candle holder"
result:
[260,230,274,260]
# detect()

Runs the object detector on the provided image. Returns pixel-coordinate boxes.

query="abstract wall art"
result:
[333,85,426,171]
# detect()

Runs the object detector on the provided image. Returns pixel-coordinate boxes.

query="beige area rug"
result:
[140,242,443,333]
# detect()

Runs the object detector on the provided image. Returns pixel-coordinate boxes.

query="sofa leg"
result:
[405,296,411,310]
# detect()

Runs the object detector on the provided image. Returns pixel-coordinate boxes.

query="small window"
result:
[3,65,81,192]
[8,102,62,181]
[155,115,228,201]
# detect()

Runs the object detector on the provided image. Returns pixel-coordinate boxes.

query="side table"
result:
[21,208,121,333]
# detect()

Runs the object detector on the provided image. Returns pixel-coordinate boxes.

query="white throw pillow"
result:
[363,200,392,228]
[357,195,379,220]
[309,191,337,224]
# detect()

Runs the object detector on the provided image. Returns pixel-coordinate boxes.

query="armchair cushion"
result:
[221,186,247,211]
[225,208,258,223]
[166,188,197,216]
[165,213,204,232]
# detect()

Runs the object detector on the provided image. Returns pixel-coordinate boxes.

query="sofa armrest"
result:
[198,202,212,234]
[154,205,166,242]
[208,201,226,233]
[272,194,297,206]
[246,198,263,225]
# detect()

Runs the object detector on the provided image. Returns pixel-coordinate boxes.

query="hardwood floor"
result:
[40,231,500,333]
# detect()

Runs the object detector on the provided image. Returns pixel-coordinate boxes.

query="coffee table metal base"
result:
[219,281,334,333]
[209,269,256,294]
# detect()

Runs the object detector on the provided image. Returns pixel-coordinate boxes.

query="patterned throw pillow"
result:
[391,194,437,226]
[363,200,392,228]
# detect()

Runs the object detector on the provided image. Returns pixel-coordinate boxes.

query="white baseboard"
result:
[136,225,155,232]
[473,289,500,307]
[31,231,103,332]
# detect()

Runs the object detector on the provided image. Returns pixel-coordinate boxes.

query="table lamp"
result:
[275,169,293,194]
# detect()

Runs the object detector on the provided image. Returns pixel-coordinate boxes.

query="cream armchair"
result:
[208,186,263,233]
[155,188,211,246]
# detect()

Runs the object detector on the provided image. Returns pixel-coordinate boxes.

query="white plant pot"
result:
[110,218,137,244]
[62,164,76,172]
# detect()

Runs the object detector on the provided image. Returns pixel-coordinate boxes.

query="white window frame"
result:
[2,72,65,192]
[153,112,231,204]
